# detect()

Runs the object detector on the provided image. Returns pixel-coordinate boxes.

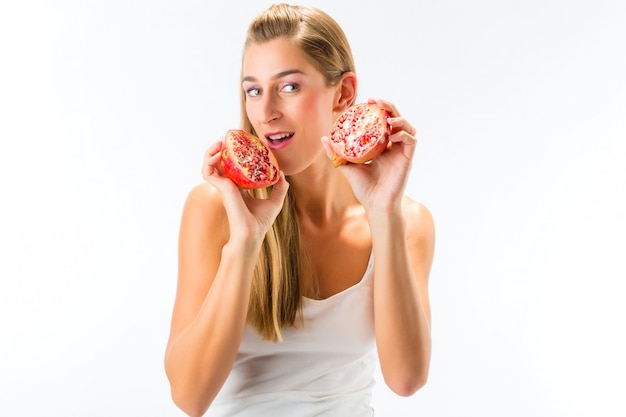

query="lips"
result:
[265,132,295,151]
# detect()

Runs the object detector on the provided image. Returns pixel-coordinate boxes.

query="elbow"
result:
[386,368,429,397]
[170,385,211,417]
[165,363,212,417]
[164,348,225,417]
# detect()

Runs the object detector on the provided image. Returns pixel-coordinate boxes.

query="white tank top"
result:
[208,254,376,416]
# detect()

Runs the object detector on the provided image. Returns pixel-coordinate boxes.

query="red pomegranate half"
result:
[220,129,280,189]
[329,103,390,167]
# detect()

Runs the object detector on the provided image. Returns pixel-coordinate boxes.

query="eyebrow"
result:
[242,69,305,83]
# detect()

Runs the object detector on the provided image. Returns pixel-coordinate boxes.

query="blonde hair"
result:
[241,4,356,341]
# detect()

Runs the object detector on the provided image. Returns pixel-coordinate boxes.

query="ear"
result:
[333,72,358,114]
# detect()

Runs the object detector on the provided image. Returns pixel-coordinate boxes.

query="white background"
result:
[1,0,625,416]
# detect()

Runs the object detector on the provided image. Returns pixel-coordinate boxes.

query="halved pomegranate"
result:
[220,129,280,189]
[328,103,390,167]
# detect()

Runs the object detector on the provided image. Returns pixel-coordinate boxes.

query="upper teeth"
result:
[268,133,292,140]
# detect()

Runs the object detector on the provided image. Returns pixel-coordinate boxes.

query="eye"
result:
[281,83,300,93]
[246,87,261,97]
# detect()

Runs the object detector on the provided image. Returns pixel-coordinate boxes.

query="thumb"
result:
[268,171,290,203]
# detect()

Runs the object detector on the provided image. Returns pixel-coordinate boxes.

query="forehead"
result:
[242,38,317,79]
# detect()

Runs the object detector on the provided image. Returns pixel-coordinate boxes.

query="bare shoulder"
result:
[401,196,435,251]
[402,196,435,238]
[180,182,229,248]
[185,181,224,208]
[167,183,229,345]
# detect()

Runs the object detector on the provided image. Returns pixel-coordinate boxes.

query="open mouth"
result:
[266,132,295,150]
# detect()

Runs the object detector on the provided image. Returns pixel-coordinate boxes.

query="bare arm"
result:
[322,98,434,396]
[164,142,289,417]
[164,185,259,416]
[369,199,434,396]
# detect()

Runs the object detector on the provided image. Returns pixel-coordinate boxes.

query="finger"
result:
[267,171,290,203]
[201,153,223,182]
[368,98,401,117]
[388,130,418,160]
[389,130,417,145]
[367,98,415,135]
[203,168,252,219]
[320,136,333,159]
[202,163,234,192]
[387,116,417,137]
[204,140,223,158]
[201,141,224,181]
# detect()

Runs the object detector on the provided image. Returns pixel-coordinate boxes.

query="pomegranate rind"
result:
[220,129,280,189]
[329,103,390,167]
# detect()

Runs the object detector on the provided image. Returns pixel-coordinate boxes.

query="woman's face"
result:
[242,38,338,176]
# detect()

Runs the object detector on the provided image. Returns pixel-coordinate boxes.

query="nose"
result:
[259,93,281,124]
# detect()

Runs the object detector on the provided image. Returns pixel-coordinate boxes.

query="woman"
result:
[164,4,435,416]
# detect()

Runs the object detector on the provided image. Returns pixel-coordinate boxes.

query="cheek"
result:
[244,101,261,132]
[301,94,335,130]
[244,100,254,121]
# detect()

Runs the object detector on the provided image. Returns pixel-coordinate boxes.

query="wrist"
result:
[224,232,264,258]
[365,201,402,222]
[366,206,406,236]
[363,193,403,218]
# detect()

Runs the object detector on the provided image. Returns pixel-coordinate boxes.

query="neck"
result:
[287,162,359,228]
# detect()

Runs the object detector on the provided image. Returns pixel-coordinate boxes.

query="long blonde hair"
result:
[241,4,356,342]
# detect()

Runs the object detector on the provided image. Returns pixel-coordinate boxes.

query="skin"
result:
[164,37,435,417]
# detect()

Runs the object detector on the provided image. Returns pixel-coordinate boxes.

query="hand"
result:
[201,140,289,241]
[321,98,417,213]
